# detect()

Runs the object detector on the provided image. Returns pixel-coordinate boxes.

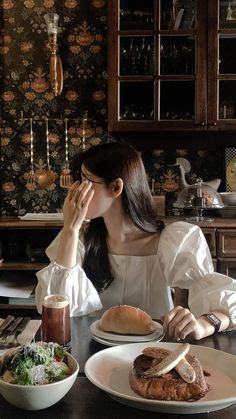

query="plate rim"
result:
[84,342,236,413]
[91,330,165,347]
[90,319,164,342]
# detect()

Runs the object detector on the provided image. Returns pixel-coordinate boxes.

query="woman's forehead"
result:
[81,164,104,182]
[81,163,92,176]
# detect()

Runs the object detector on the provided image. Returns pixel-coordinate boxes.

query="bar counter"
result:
[0,316,236,418]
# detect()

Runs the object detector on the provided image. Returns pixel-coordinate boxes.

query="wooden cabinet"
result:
[108,1,236,133]
[217,229,236,257]
[201,227,217,270]
[217,229,236,277]
[218,259,236,277]
[0,218,62,314]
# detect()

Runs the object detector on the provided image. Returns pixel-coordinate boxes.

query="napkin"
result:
[0,319,41,357]
[17,320,41,345]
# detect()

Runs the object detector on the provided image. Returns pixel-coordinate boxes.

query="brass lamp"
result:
[44,13,63,96]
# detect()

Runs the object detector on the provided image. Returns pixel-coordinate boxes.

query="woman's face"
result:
[80,164,115,219]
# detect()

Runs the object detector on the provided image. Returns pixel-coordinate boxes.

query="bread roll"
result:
[99,305,156,335]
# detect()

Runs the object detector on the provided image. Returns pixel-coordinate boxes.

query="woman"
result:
[36,142,236,340]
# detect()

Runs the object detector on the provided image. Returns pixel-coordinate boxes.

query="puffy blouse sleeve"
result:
[158,221,236,329]
[35,228,102,317]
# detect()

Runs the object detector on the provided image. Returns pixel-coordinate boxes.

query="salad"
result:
[0,341,71,385]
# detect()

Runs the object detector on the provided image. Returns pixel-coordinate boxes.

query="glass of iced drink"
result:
[42,294,71,349]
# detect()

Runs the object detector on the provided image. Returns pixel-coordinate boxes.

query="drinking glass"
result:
[42,294,71,349]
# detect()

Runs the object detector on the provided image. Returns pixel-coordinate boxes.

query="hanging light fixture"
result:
[44,13,63,96]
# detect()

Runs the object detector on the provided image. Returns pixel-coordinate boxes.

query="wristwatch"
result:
[203,313,221,333]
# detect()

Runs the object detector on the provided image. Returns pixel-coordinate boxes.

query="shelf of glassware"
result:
[109,1,236,133]
[108,0,206,132]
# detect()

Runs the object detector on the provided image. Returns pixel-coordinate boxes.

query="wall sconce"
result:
[44,13,63,96]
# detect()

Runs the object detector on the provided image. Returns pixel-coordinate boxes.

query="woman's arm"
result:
[159,221,236,339]
[56,180,94,268]
[35,262,102,317]
[35,181,103,316]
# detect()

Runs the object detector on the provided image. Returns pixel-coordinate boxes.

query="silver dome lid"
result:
[174,179,224,209]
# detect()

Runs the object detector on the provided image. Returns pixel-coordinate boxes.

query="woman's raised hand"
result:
[63,181,94,231]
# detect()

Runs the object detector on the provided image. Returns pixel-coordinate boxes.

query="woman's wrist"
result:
[198,311,230,335]
[62,224,81,235]
[56,226,80,268]
[198,316,217,336]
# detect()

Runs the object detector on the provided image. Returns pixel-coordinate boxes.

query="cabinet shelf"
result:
[0,262,47,271]
[0,217,61,312]
[0,304,37,312]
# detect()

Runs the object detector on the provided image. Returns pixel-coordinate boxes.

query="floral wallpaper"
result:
[1,0,108,215]
[0,0,225,216]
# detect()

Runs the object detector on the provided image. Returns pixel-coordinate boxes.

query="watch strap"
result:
[203,313,221,333]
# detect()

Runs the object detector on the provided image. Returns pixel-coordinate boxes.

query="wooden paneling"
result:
[217,229,236,258]
[202,227,217,257]
[218,258,236,279]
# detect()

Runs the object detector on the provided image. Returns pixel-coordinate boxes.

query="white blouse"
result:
[35,221,236,327]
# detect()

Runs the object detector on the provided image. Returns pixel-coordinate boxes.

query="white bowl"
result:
[0,351,79,410]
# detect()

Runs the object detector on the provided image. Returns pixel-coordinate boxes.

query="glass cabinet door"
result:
[159,1,199,124]
[108,0,207,132]
[208,1,236,128]
[118,0,155,123]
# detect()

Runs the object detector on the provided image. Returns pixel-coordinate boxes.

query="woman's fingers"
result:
[67,181,92,207]
[68,181,81,199]
[75,181,92,208]
[179,320,198,340]
[162,306,183,331]
[82,188,94,211]
[63,181,94,229]
[162,306,196,340]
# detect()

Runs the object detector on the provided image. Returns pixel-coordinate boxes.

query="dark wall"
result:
[0,1,228,215]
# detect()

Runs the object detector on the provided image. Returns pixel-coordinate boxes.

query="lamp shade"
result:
[44,13,59,35]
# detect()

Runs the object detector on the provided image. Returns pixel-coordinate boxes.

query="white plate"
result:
[85,342,236,414]
[91,331,165,347]
[91,334,130,347]
[90,320,164,343]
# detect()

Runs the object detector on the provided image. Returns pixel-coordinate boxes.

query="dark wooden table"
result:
[1,316,236,418]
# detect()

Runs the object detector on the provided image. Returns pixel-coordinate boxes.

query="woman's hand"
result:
[161,306,214,341]
[63,181,94,231]
[55,181,94,268]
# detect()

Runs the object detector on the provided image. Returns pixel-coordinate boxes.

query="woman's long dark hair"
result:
[71,142,164,292]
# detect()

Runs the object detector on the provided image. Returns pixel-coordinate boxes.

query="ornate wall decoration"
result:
[1,0,107,215]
